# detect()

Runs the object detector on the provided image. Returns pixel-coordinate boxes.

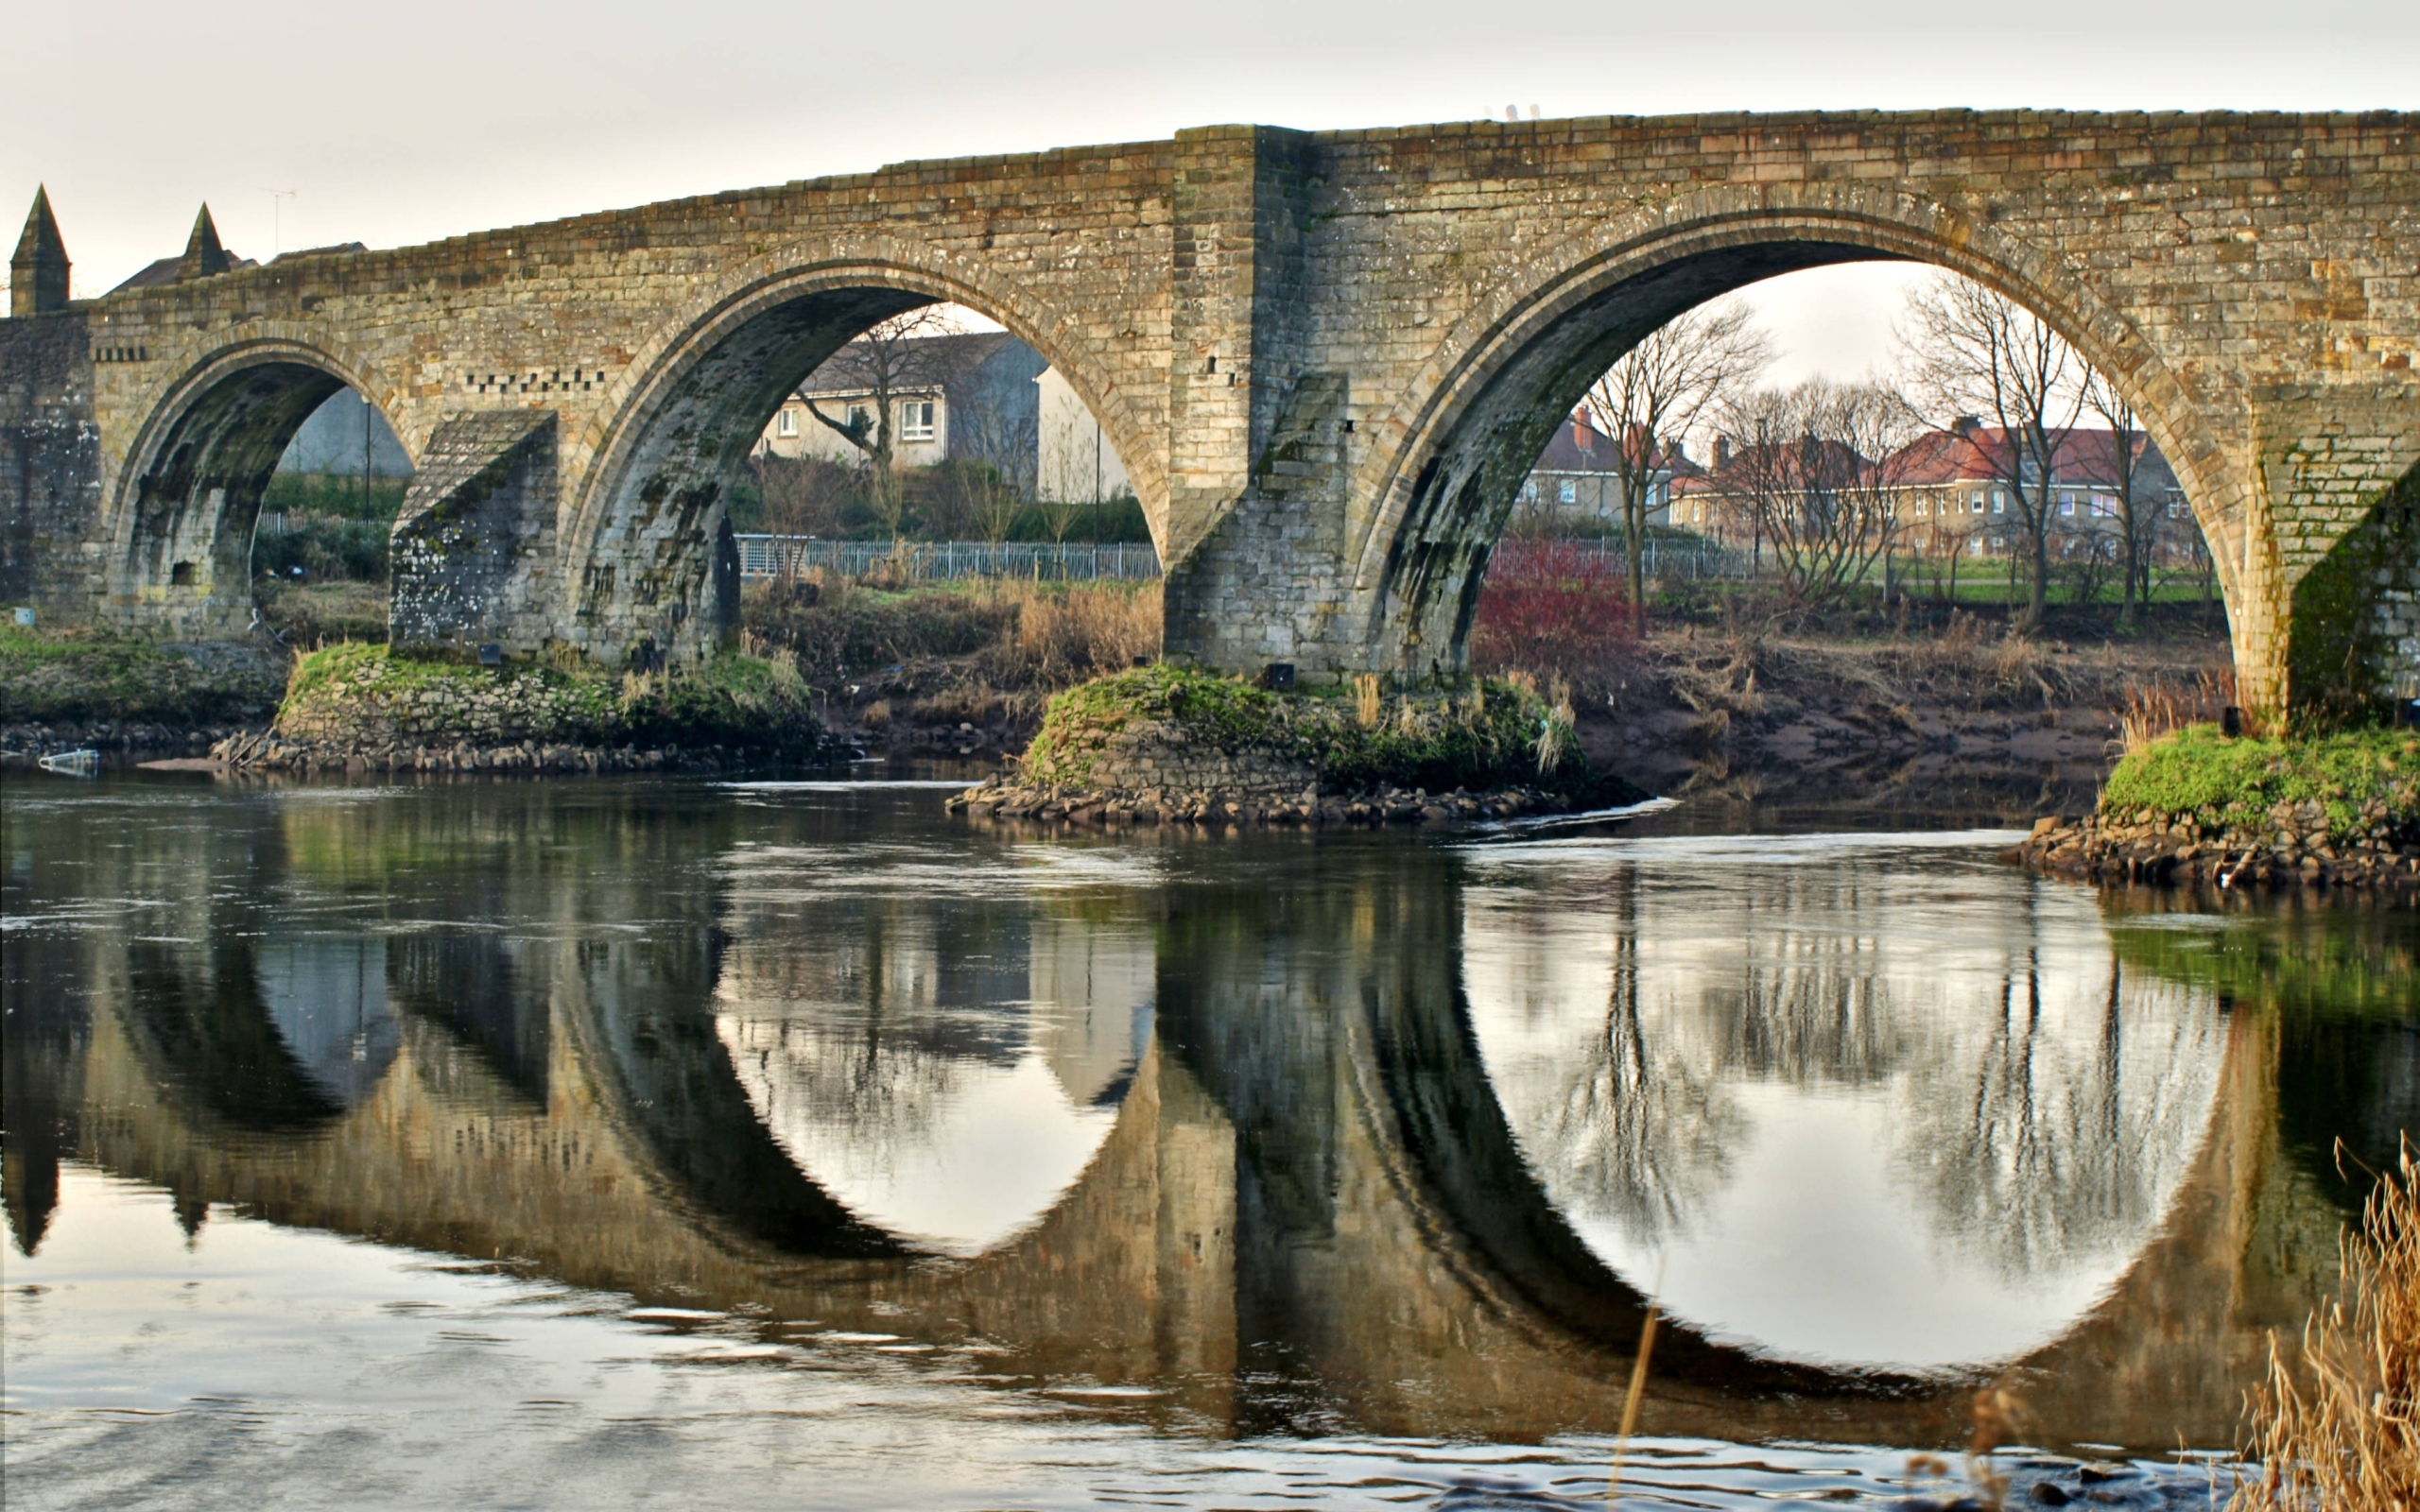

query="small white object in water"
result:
[37,748,98,777]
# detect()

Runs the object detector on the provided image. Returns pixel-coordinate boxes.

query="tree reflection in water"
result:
[1461,836,2227,1371]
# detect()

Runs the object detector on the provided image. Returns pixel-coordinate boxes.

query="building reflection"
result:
[0,780,2394,1452]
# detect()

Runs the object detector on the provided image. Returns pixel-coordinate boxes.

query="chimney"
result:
[1662,435,1686,464]
[1713,436,1732,469]
[1950,415,1982,439]
[1573,414,1592,451]
[10,186,69,317]
[178,204,232,282]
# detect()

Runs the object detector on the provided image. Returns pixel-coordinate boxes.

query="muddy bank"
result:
[1580,624,2228,794]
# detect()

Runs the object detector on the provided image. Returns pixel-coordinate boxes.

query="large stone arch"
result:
[1338,185,2264,686]
[110,333,409,639]
[562,245,1163,667]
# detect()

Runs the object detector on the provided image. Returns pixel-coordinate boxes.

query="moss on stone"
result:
[0,624,284,724]
[276,642,834,753]
[2100,723,2420,841]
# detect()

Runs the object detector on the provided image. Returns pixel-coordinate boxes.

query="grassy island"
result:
[258,641,840,765]
[959,663,1644,825]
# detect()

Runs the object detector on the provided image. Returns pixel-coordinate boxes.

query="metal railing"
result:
[1495,536,1760,581]
[735,537,1164,582]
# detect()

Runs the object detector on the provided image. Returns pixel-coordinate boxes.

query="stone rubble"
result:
[2008,797,2420,892]
[947,772,1570,828]
[208,727,741,775]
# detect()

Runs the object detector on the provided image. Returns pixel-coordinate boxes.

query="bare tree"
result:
[1583,301,1773,634]
[750,452,856,539]
[1900,276,2088,631]
[804,306,964,537]
[2081,369,2155,631]
[942,373,1039,543]
[1709,379,1922,614]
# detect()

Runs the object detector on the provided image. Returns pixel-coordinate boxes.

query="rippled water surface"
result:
[4,770,2413,1510]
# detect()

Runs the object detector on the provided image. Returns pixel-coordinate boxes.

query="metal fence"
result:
[735,537,1164,582]
[1495,536,1760,582]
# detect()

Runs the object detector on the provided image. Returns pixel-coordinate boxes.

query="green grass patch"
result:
[2100,723,2420,839]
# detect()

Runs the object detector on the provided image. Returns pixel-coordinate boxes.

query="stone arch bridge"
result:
[4,110,2413,709]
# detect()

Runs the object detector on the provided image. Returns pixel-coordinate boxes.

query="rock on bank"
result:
[2010,724,2420,891]
[949,664,1645,827]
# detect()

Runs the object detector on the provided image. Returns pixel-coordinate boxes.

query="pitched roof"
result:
[795,331,1026,399]
[1531,412,1699,474]
[1887,425,2168,489]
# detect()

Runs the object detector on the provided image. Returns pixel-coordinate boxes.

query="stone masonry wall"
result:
[0,309,96,615]
[3,110,2412,710]
[390,411,562,660]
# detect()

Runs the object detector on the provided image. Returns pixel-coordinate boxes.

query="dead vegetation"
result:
[740,574,1160,749]
[2236,1143,2420,1512]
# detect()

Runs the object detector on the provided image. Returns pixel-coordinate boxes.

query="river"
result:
[3,768,2412,1509]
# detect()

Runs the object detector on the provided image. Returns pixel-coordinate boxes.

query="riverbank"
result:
[946,663,1641,827]
[211,641,851,773]
[2009,724,2420,891]
[0,625,287,764]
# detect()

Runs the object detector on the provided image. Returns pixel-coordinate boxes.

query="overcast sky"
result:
[9,0,2412,382]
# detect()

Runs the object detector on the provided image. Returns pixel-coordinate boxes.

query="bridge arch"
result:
[1341,185,2266,690]
[566,247,1161,667]
[111,334,410,639]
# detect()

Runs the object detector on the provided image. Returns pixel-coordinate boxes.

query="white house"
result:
[757,332,1045,473]
[1035,367,1132,504]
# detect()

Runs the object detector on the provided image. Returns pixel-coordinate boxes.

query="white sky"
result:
[8,1,2411,380]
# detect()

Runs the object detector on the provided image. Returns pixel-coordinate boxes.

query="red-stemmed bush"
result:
[1467,539,1636,694]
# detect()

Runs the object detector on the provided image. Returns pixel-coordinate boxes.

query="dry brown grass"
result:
[1354,672,1384,730]
[984,579,1161,685]
[2236,1142,2420,1512]
[2118,667,2238,754]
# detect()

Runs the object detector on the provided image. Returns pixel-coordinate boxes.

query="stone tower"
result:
[9,186,69,316]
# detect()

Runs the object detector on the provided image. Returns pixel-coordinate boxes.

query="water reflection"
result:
[2,774,2411,1508]
[713,880,1154,1254]
[255,936,398,1108]
[1461,835,2226,1370]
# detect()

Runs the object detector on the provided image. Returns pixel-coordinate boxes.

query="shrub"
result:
[253,515,390,582]
[1468,540,1635,695]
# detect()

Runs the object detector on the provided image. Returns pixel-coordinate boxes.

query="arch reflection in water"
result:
[1460,831,2227,1373]
[253,936,399,1109]
[714,870,1155,1257]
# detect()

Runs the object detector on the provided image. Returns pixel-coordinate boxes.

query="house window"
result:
[2060,494,2076,516]
[1994,490,2006,513]
[1558,480,1577,506]
[775,407,798,438]
[846,404,872,435]
[898,400,936,441]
